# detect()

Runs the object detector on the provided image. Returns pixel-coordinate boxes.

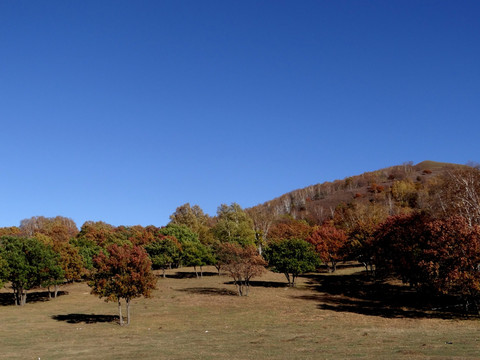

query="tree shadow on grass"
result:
[295,272,472,319]
[316,262,365,273]
[52,313,118,324]
[166,271,219,279]
[0,291,68,306]
[178,287,237,296]
[224,280,288,288]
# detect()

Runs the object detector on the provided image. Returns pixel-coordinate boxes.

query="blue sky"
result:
[1,1,479,228]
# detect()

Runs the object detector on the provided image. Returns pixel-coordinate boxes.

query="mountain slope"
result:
[250,161,463,224]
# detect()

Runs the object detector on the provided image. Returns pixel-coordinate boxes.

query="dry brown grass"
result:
[0,266,479,359]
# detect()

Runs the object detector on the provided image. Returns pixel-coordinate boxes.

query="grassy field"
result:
[0,265,479,359]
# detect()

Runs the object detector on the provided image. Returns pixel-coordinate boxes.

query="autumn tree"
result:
[264,238,320,286]
[0,236,63,305]
[267,218,313,243]
[169,203,214,245]
[419,216,480,311]
[374,213,480,312]
[77,221,121,247]
[54,242,85,283]
[217,243,266,296]
[307,224,348,272]
[0,226,21,237]
[246,206,274,255]
[89,244,156,326]
[115,225,158,246]
[337,202,389,275]
[429,167,480,227]
[20,216,78,244]
[348,220,379,275]
[391,179,418,208]
[373,213,431,286]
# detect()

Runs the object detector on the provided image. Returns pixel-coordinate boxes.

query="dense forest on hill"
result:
[249,160,466,224]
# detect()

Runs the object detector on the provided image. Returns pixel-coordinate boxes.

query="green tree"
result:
[213,203,256,246]
[70,237,103,272]
[89,244,156,326]
[264,239,320,286]
[144,236,182,278]
[0,251,9,288]
[159,223,199,245]
[181,241,214,278]
[0,236,63,305]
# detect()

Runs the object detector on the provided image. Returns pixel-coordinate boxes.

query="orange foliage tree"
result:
[267,218,313,243]
[307,223,348,272]
[374,213,480,313]
[217,243,266,296]
[421,216,480,311]
[89,244,156,325]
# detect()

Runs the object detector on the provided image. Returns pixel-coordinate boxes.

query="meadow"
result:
[0,265,479,359]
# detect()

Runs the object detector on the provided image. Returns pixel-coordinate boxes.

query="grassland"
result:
[0,265,479,359]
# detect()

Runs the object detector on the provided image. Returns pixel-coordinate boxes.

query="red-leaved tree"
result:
[217,243,266,296]
[89,244,156,325]
[420,217,480,312]
[307,224,348,272]
[374,213,480,313]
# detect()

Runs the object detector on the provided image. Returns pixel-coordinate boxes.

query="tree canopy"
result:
[217,243,266,296]
[264,238,320,286]
[144,236,182,277]
[89,244,156,325]
[213,203,256,246]
[0,236,63,305]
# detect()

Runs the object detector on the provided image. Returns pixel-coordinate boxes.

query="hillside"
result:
[250,160,464,224]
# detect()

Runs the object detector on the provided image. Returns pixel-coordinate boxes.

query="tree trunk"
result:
[48,286,52,299]
[362,262,369,274]
[200,266,203,278]
[118,300,124,326]
[329,260,337,273]
[21,290,27,306]
[13,288,20,306]
[54,284,59,298]
[162,268,166,278]
[126,299,131,325]
[194,266,198,278]
[284,273,291,286]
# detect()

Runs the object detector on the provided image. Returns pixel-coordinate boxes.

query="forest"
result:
[1,160,480,328]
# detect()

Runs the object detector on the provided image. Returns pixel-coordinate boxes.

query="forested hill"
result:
[249,160,465,225]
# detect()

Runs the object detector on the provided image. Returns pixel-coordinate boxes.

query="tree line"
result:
[0,165,479,323]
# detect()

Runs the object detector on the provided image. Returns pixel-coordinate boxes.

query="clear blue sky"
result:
[1,1,479,228]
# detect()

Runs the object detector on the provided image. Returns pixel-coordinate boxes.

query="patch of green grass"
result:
[0,266,478,359]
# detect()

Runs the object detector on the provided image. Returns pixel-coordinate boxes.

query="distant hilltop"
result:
[249,160,467,224]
